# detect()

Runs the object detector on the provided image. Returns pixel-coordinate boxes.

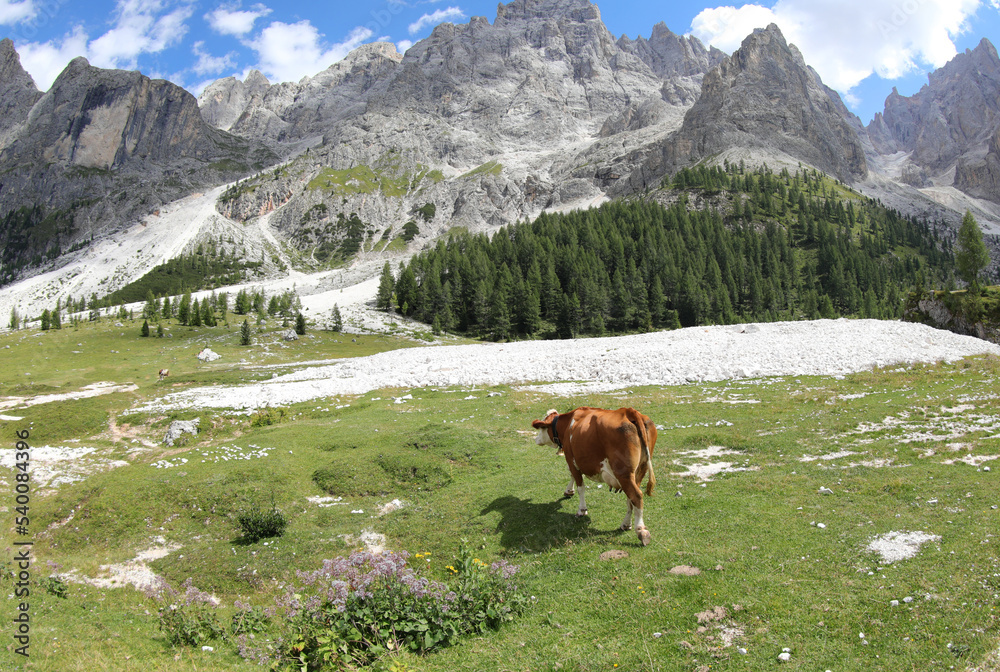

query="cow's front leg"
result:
[576,482,588,516]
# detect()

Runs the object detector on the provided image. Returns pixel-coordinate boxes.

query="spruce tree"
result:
[376,262,394,311]
[141,319,150,337]
[240,319,252,345]
[295,312,307,335]
[955,211,990,292]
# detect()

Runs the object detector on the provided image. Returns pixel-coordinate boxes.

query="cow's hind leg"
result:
[619,475,650,546]
[564,477,576,498]
[621,499,634,531]
[575,480,588,516]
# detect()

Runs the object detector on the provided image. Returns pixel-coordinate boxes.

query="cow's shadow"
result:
[481,494,622,553]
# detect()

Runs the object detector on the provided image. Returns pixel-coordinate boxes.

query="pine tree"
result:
[9,307,19,330]
[240,319,252,345]
[190,298,202,326]
[955,211,990,292]
[330,304,343,332]
[141,319,150,337]
[376,262,394,311]
[295,312,307,335]
[41,309,51,330]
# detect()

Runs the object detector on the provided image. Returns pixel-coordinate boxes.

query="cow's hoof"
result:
[638,529,652,546]
[620,523,632,531]
[575,510,588,517]
[563,489,575,498]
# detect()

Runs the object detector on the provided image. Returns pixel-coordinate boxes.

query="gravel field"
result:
[133,318,1000,412]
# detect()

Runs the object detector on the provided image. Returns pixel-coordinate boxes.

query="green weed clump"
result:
[156,579,226,647]
[235,504,288,543]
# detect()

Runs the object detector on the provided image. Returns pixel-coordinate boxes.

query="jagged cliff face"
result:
[661,25,867,183]
[0,38,41,149]
[866,39,1000,204]
[0,52,275,279]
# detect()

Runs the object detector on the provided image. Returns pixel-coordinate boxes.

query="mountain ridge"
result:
[0,0,998,304]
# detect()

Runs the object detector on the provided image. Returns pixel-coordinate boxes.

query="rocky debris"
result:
[164,418,200,446]
[197,348,222,362]
[866,530,941,563]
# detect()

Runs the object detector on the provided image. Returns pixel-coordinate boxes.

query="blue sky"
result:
[3,0,999,124]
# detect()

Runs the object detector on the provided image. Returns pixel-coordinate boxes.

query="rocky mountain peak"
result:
[494,0,602,25]
[868,37,1000,184]
[0,38,42,149]
[616,21,724,79]
[644,22,867,184]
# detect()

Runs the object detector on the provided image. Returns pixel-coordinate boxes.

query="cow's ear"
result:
[531,419,549,429]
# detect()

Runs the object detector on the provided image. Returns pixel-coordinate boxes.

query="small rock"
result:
[197,348,221,362]
[890,600,899,607]
[817,522,826,529]
[738,647,748,655]
[818,486,834,495]
[164,418,200,446]
[653,632,662,638]
[202,646,214,652]
[984,466,992,472]
[282,329,299,341]
[903,596,913,603]
[675,491,682,497]
[778,652,791,662]
[927,499,938,504]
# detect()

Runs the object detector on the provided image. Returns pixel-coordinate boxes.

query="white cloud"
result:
[0,0,35,25]
[690,4,778,53]
[205,3,271,37]
[17,25,88,90]
[250,20,373,83]
[691,0,982,103]
[87,0,192,70]
[408,6,465,35]
[396,39,413,53]
[191,40,236,76]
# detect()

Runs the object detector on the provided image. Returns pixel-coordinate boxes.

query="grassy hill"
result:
[2,316,999,671]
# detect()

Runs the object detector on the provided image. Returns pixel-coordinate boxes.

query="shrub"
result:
[250,406,286,427]
[236,504,287,543]
[264,543,528,669]
[156,579,224,647]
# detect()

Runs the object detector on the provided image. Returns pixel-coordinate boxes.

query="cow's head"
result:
[531,409,559,447]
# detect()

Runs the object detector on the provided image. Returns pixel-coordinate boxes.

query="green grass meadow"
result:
[2,319,999,671]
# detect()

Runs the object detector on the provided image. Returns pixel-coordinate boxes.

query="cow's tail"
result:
[626,408,655,497]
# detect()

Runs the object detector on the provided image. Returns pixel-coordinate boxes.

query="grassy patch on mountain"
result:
[2,312,1000,671]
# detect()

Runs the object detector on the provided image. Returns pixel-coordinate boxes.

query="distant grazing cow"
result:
[532,407,657,545]
[158,368,169,381]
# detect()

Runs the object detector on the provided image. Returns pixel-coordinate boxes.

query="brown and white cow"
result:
[532,407,657,546]
[158,368,169,381]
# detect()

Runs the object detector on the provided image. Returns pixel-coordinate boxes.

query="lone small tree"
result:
[955,210,990,292]
[330,304,343,332]
[141,319,150,337]
[240,318,252,346]
[295,312,307,335]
